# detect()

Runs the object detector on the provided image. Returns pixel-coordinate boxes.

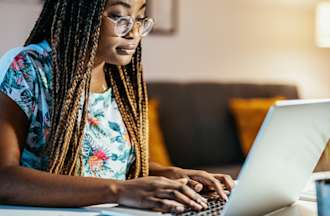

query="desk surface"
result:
[1,172,327,216]
[0,200,317,216]
[266,201,317,216]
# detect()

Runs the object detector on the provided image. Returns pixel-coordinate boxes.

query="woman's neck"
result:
[90,58,107,93]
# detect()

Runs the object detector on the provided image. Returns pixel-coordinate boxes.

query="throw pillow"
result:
[229,97,285,156]
[148,99,172,166]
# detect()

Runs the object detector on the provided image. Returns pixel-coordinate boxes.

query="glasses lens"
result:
[139,18,154,37]
[115,17,133,36]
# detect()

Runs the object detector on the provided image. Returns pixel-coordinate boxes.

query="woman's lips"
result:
[116,45,137,55]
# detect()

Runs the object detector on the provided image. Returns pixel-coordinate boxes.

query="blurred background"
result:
[1,0,329,177]
[2,0,329,98]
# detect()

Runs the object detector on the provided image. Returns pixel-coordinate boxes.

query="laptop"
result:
[96,99,330,216]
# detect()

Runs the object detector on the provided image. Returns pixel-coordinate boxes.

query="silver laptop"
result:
[97,99,330,216]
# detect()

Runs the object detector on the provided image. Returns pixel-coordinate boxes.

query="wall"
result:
[143,0,330,98]
[0,1,42,53]
[0,0,329,98]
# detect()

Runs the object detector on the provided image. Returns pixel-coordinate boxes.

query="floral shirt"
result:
[0,40,135,180]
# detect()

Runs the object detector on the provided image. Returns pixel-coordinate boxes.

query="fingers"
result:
[214,174,235,192]
[191,172,229,201]
[174,176,203,193]
[176,182,208,209]
[176,178,189,185]
[155,177,188,189]
[157,189,207,211]
[149,177,208,211]
[169,178,208,210]
[208,177,228,201]
[147,197,185,213]
[187,179,203,192]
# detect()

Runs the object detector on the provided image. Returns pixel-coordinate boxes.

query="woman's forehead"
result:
[106,0,146,9]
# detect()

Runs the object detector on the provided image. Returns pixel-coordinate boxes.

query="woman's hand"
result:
[150,165,235,201]
[116,176,209,213]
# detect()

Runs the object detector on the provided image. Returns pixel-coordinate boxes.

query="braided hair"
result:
[24,0,149,178]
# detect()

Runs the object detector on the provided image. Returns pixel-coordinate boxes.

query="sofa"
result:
[147,82,300,178]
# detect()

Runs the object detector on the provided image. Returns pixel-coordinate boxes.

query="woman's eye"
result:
[136,16,146,21]
[110,13,123,19]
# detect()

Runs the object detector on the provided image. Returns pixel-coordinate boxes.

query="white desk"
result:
[266,201,317,216]
[0,200,317,216]
[0,172,326,216]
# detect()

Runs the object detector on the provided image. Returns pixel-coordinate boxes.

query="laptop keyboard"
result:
[173,193,227,216]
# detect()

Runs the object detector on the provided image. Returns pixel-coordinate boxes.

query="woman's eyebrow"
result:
[111,0,132,9]
[139,3,146,10]
[110,0,146,10]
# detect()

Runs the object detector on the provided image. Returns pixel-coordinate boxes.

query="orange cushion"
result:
[315,140,330,172]
[148,99,172,166]
[229,97,285,156]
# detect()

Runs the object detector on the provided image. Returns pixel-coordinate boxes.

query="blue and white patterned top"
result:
[0,40,135,180]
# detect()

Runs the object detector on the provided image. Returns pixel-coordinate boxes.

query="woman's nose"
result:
[125,22,140,39]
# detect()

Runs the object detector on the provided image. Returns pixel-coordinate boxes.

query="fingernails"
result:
[198,199,208,209]
[195,184,203,192]
[197,205,203,211]
[191,201,203,211]
[176,206,185,213]
[197,195,207,204]
[178,178,189,184]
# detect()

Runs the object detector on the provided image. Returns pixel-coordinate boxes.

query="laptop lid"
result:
[223,99,330,216]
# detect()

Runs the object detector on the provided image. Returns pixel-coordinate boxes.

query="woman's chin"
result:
[109,55,133,66]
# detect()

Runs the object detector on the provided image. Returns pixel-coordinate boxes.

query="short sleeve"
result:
[0,52,38,120]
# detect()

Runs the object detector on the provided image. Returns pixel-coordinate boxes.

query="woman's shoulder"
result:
[1,40,52,74]
[19,40,52,58]
[0,40,52,89]
[11,40,52,71]
[0,40,52,119]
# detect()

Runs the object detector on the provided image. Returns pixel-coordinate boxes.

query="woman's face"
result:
[97,0,147,66]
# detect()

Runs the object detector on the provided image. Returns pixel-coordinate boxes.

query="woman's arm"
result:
[0,165,207,211]
[0,92,119,207]
[0,93,207,211]
[0,166,119,207]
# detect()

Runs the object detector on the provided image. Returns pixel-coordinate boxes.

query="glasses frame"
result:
[106,15,155,37]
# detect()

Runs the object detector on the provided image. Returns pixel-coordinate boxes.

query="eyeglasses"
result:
[106,15,155,37]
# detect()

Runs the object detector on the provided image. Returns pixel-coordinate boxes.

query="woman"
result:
[0,0,234,213]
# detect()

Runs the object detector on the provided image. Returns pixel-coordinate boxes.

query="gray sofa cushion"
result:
[147,82,299,169]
